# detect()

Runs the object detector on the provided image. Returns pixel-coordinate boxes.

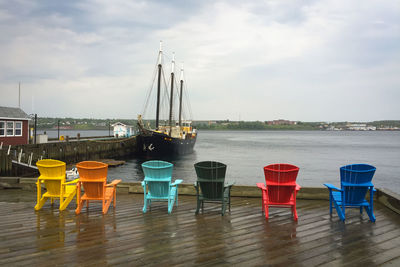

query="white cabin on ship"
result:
[111,122,134,137]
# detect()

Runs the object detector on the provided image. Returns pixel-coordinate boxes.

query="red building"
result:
[0,106,31,146]
[267,119,297,125]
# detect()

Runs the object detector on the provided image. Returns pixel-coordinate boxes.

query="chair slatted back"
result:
[264,164,299,203]
[340,164,376,204]
[142,161,173,198]
[194,161,227,200]
[77,161,108,199]
[36,159,66,195]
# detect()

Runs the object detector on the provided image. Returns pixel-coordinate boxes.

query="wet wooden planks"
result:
[0,189,399,266]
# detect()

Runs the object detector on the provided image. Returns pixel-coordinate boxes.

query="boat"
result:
[137,42,197,158]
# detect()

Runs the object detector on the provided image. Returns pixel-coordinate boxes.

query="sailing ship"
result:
[137,42,197,157]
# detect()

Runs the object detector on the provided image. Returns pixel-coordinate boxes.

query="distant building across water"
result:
[266,119,298,126]
[346,123,377,131]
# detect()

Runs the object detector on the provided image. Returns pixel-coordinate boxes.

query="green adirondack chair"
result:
[194,161,234,215]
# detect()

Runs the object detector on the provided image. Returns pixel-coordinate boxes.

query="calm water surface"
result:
[104,130,400,193]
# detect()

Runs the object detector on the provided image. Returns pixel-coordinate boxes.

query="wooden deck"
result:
[0,189,400,266]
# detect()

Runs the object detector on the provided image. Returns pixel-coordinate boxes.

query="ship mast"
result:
[155,41,163,130]
[179,63,184,127]
[168,52,175,132]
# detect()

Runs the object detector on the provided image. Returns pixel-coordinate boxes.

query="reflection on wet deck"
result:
[0,189,400,266]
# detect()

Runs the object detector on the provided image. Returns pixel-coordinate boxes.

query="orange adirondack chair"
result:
[256,163,301,221]
[75,161,121,215]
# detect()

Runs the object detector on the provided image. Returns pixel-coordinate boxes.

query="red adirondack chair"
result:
[256,163,301,221]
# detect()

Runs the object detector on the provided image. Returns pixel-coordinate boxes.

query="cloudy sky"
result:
[0,0,399,122]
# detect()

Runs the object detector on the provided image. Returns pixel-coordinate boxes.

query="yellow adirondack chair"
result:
[35,159,78,211]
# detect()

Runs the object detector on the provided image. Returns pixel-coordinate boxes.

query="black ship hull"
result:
[137,131,197,158]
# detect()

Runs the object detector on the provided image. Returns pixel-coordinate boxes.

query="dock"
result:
[96,159,126,167]
[0,189,399,266]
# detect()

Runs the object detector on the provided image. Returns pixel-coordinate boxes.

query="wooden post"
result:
[18,149,23,163]
[34,114,37,145]
[29,152,33,166]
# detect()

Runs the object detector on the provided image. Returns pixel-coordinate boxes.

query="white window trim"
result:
[0,121,5,137]
[15,121,23,137]
[6,121,14,136]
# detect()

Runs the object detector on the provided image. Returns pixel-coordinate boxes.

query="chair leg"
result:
[35,196,48,211]
[75,186,82,214]
[365,206,376,222]
[328,191,333,215]
[168,187,177,214]
[260,189,267,216]
[176,186,179,207]
[36,182,42,210]
[195,198,200,214]
[221,201,226,216]
[75,199,84,215]
[168,197,174,214]
[143,198,148,213]
[333,201,345,221]
[366,187,376,222]
[265,204,269,220]
[113,189,117,208]
[59,192,76,211]
[292,206,298,221]
[103,198,112,214]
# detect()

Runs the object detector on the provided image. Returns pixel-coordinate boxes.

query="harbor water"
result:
[40,129,400,193]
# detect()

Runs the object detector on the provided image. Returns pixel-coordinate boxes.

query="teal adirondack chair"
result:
[194,161,234,215]
[324,164,376,222]
[141,160,182,214]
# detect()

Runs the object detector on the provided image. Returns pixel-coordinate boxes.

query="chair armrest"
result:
[224,181,235,188]
[171,179,183,186]
[63,178,79,185]
[37,177,49,183]
[295,183,301,191]
[141,181,146,187]
[106,179,121,187]
[256,183,266,190]
[324,183,342,191]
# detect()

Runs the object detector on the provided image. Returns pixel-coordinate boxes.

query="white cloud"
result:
[0,0,399,121]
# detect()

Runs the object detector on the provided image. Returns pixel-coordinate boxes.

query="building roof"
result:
[0,106,31,120]
[111,122,133,127]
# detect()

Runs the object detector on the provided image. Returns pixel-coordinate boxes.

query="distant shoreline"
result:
[35,117,400,131]
[38,128,400,132]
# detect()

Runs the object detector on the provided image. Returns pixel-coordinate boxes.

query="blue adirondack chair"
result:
[141,160,182,214]
[324,164,376,222]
